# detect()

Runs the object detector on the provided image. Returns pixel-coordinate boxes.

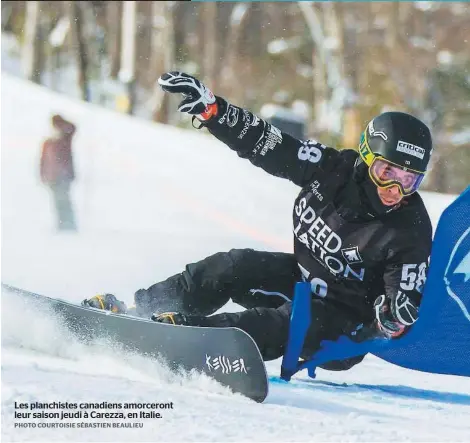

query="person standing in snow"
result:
[40,114,77,232]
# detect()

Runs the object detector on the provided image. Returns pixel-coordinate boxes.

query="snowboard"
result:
[2,283,269,402]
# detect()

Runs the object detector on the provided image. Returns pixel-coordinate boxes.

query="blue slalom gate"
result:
[282,185,470,381]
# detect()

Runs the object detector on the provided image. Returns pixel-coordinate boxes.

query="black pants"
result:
[135,249,365,369]
[50,182,77,231]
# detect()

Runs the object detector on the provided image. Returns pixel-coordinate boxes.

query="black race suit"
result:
[133,97,433,368]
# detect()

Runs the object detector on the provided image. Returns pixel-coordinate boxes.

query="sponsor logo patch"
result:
[226,105,239,127]
[205,355,248,374]
[309,180,324,201]
[396,140,425,159]
[444,227,470,322]
[368,121,388,141]
[293,198,366,281]
[341,246,363,264]
[255,124,282,156]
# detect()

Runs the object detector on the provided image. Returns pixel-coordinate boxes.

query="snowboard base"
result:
[2,283,269,402]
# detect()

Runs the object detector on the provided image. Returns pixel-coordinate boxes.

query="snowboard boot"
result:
[82,293,128,314]
[151,311,205,326]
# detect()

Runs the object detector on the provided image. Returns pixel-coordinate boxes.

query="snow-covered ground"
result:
[2,72,470,442]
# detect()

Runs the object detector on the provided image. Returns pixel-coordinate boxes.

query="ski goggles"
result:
[368,157,424,196]
[359,132,425,196]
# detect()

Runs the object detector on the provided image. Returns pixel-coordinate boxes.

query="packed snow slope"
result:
[2,72,470,442]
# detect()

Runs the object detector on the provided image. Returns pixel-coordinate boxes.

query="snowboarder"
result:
[83,72,433,370]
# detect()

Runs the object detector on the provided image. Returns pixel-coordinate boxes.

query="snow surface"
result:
[2,72,470,442]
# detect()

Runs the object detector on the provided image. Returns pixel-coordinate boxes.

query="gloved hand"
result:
[157,72,218,121]
[373,293,419,338]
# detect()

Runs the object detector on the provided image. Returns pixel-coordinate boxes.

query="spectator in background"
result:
[40,114,77,232]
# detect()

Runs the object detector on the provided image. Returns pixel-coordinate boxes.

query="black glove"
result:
[157,72,218,121]
[374,293,418,338]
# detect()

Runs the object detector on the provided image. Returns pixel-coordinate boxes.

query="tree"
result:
[22,0,42,83]
[298,2,349,137]
[219,3,252,99]
[201,2,218,91]
[106,0,122,79]
[119,0,137,113]
[151,1,175,123]
[65,1,90,101]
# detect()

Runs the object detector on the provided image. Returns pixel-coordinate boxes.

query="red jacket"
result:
[40,121,76,185]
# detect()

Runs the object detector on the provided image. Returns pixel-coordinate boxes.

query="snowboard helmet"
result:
[358,112,433,196]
